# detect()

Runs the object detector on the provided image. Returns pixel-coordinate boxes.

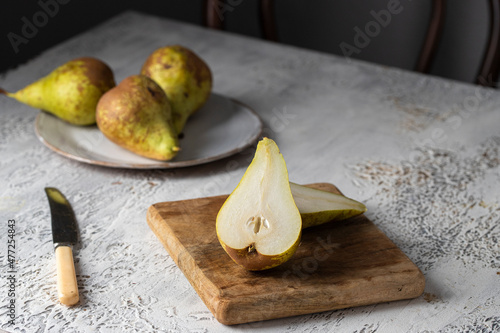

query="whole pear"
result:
[0,57,115,125]
[96,75,180,161]
[140,45,212,134]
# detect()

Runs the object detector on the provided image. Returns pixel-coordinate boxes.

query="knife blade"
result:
[45,187,79,306]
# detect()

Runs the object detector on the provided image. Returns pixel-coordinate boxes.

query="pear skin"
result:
[290,182,367,229]
[220,237,300,271]
[96,75,180,161]
[0,57,115,125]
[141,45,212,134]
[216,138,302,271]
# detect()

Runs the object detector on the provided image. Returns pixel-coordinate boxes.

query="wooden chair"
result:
[204,0,225,30]
[204,0,500,87]
[478,0,500,86]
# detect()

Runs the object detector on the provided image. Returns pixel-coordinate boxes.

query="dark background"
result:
[0,0,490,85]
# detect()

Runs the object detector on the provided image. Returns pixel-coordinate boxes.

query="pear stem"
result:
[0,88,8,95]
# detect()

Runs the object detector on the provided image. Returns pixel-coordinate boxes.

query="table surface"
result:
[1,11,499,333]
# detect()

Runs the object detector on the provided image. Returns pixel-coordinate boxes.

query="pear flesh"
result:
[216,138,302,271]
[0,57,115,125]
[290,182,367,229]
[141,45,212,134]
[96,75,179,161]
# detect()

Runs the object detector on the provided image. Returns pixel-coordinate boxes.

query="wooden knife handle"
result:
[55,246,79,306]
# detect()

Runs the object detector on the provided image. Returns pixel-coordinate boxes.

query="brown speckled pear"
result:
[141,45,212,134]
[96,75,179,161]
[0,57,115,125]
[216,138,302,271]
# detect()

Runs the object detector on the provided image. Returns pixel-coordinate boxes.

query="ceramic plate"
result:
[35,93,263,169]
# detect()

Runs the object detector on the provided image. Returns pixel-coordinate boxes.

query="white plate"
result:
[35,93,263,169]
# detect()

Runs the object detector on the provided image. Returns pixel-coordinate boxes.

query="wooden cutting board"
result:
[147,183,425,325]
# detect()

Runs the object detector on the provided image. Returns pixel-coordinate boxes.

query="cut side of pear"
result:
[290,182,367,229]
[216,138,301,271]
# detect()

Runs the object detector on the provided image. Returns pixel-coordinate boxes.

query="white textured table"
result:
[1,11,499,333]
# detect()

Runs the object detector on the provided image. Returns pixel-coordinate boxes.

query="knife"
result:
[45,187,79,306]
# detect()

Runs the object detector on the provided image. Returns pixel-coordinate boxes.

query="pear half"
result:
[290,182,367,229]
[216,138,301,271]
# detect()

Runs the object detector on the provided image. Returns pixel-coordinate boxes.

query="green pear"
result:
[216,138,302,271]
[96,75,180,161]
[0,57,115,125]
[140,45,212,134]
[216,138,367,270]
[290,182,367,229]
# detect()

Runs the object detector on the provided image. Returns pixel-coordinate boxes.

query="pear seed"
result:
[246,216,269,234]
